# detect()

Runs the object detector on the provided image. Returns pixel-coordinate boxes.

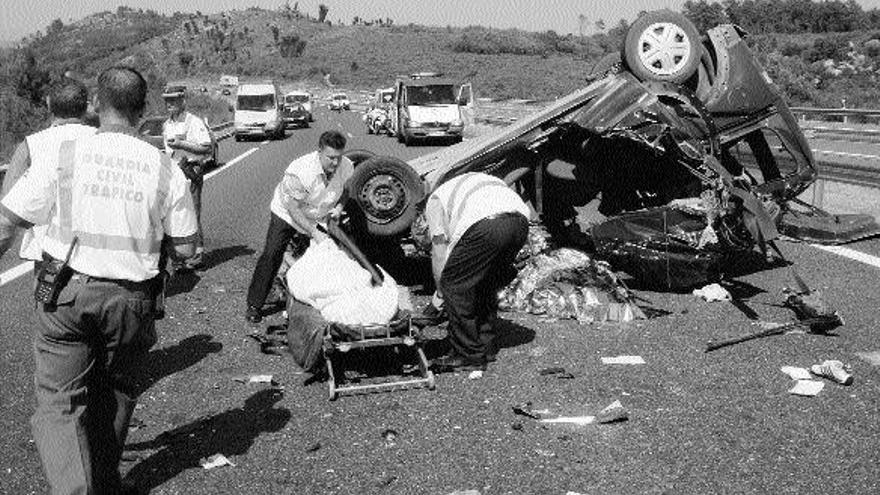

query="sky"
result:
[5,0,880,44]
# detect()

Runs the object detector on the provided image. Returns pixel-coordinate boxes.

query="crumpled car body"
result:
[400,24,875,288]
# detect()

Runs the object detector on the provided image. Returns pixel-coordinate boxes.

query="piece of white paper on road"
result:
[788,380,825,396]
[539,415,596,426]
[200,453,236,469]
[601,355,646,365]
[780,366,812,380]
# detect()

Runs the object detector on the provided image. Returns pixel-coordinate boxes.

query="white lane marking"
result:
[1,146,262,288]
[0,261,34,286]
[811,244,880,269]
[204,147,258,180]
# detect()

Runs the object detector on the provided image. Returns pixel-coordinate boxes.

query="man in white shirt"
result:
[162,84,213,270]
[416,172,530,371]
[1,77,97,267]
[246,130,354,323]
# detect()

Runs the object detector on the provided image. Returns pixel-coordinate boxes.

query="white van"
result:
[234,82,284,141]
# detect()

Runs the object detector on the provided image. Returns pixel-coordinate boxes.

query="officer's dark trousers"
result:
[247,213,310,309]
[439,213,529,362]
[32,275,156,495]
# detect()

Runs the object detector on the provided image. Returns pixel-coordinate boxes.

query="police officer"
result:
[416,172,530,371]
[162,84,213,271]
[245,130,353,323]
[1,77,97,268]
[0,66,198,495]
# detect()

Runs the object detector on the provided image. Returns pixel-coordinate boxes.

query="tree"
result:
[177,51,194,72]
[594,19,606,32]
[318,4,329,23]
[578,14,587,37]
[683,0,729,33]
[47,18,64,36]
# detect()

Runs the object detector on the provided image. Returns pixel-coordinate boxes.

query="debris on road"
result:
[539,367,575,379]
[780,366,812,381]
[305,442,321,452]
[704,312,843,352]
[810,360,853,385]
[539,415,595,426]
[233,374,278,385]
[445,490,481,495]
[512,402,550,420]
[692,283,731,302]
[382,429,398,447]
[788,380,825,397]
[199,453,235,469]
[601,355,645,365]
[468,370,484,380]
[498,235,645,323]
[596,400,629,424]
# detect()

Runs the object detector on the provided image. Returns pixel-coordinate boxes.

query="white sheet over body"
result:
[286,239,399,326]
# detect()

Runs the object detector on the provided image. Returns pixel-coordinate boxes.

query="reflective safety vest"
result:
[425,172,530,254]
[39,131,197,281]
[18,123,96,261]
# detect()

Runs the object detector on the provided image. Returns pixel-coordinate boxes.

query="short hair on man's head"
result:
[318,130,346,151]
[49,78,88,118]
[96,66,147,116]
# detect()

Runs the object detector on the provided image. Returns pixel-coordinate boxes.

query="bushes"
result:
[451,27,548,56]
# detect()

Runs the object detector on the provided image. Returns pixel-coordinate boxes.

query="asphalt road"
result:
[2,107,880,494]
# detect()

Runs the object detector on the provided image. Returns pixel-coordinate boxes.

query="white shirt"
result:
[2,127,198,281]
[163,111,212,160]
[425,172,530,254]
[18,122,97,261]
[269,151,354,233]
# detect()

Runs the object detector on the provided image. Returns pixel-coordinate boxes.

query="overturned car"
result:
[343,10,871,290]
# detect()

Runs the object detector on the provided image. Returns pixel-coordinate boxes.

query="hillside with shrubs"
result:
[5,0,880,161]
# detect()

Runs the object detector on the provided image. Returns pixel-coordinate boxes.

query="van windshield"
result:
[406,85,456,105]
[286,95,309,104]
[238,94,275,111]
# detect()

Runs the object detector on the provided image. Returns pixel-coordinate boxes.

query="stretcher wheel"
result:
[326,358,338,401]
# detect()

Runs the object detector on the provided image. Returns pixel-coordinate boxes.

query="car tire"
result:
[347,156,423,238]
[622,9,701,84]
[343,149,376,167]
[367,123,374,134]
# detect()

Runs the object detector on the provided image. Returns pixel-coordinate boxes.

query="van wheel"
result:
[622,9,701,84]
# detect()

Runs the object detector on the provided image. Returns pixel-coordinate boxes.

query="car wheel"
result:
[347,156,423,237]
[343,149,376,167]
[622,9,701,84]
[367,122,374,134]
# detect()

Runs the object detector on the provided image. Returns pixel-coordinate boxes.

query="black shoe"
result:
[430,353,486,372]
[245,306,263,324]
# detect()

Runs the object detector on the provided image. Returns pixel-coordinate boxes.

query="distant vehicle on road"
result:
[220,74,238,96]
[281,102,310,129]
[329,93,350,111]
[234,82,284,141]
[283,91,314,122]
[138,115,219,166]
[364,87,394,135]
[390,73,471,146]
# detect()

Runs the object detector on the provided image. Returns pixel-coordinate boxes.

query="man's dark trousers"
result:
[440,213,529,363]
[32,275,157,495]
[247,213,309,309]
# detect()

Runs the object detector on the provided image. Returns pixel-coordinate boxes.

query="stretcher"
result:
[286,297,436,400]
